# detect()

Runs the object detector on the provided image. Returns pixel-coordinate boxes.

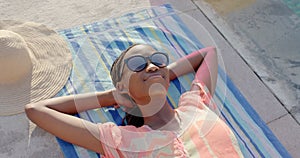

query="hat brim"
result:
[0,20,72,116]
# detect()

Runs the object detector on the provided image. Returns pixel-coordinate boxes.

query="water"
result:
[283,0,300,17]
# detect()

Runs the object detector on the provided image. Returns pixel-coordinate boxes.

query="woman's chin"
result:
[137,96,166,117]
[149,83,167,96]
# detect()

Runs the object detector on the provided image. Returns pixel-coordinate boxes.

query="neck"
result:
[141,100,175,130]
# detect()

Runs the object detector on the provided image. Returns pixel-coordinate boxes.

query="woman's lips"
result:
[144,74,164,81]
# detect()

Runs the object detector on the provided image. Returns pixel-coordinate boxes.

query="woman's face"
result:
[119,44,170,105]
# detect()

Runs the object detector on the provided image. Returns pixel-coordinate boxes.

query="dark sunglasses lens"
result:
[127,56,147,72]
[151,53,169,67]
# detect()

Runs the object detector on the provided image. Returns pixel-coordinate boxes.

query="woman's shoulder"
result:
[98,122,177,152]
[98,122,151,132]
[98,122,174,138]
[178,80,217,111]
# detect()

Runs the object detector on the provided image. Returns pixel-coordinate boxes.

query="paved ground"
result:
[198,0,300,123]
[190,0,300,156]
[0,0,299,157]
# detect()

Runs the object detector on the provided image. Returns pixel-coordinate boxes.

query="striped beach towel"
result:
[56,4,291,158]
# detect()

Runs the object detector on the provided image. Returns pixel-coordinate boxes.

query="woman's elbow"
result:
[25,103,36,119]
[24,101,45,120]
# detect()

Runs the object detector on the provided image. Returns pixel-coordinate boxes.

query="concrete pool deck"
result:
[0,0,299,157]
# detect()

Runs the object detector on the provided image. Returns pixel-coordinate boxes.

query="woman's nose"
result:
[145,63,159,72]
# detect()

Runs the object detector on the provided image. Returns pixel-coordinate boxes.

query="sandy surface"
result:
[0,0,151,30]
[203,0,256,15]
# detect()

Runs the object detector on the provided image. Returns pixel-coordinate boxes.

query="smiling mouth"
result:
[144,74,165,81]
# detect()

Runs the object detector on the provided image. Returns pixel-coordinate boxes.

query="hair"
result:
[110,43,144,127]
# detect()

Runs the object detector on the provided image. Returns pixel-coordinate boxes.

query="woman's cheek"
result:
[128,73,146,97]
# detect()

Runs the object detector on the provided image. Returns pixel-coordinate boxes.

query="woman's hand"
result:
[168,47,217,95]
[168,48,207,81]
[112,89,134,109]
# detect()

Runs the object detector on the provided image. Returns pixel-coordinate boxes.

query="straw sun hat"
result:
[0,20,72,116]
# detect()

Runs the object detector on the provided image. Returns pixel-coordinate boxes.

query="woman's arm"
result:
[25,100,105,155]
[194,47,218,95]
[168,47,218,95]
[24,89,120,155]
[26,89,116,115]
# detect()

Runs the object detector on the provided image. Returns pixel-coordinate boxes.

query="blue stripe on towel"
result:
[218,105,256,158]
[56,137,80,158]
[56,114,82,158]
[218,67,292,158]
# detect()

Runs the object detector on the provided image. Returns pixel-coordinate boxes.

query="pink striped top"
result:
[98,81,243,157]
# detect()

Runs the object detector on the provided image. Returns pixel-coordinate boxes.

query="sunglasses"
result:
[120,52,169,77]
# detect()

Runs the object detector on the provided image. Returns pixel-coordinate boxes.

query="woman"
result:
[25,44,243,157]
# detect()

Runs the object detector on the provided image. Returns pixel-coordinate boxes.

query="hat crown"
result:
[0,30,32,85]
